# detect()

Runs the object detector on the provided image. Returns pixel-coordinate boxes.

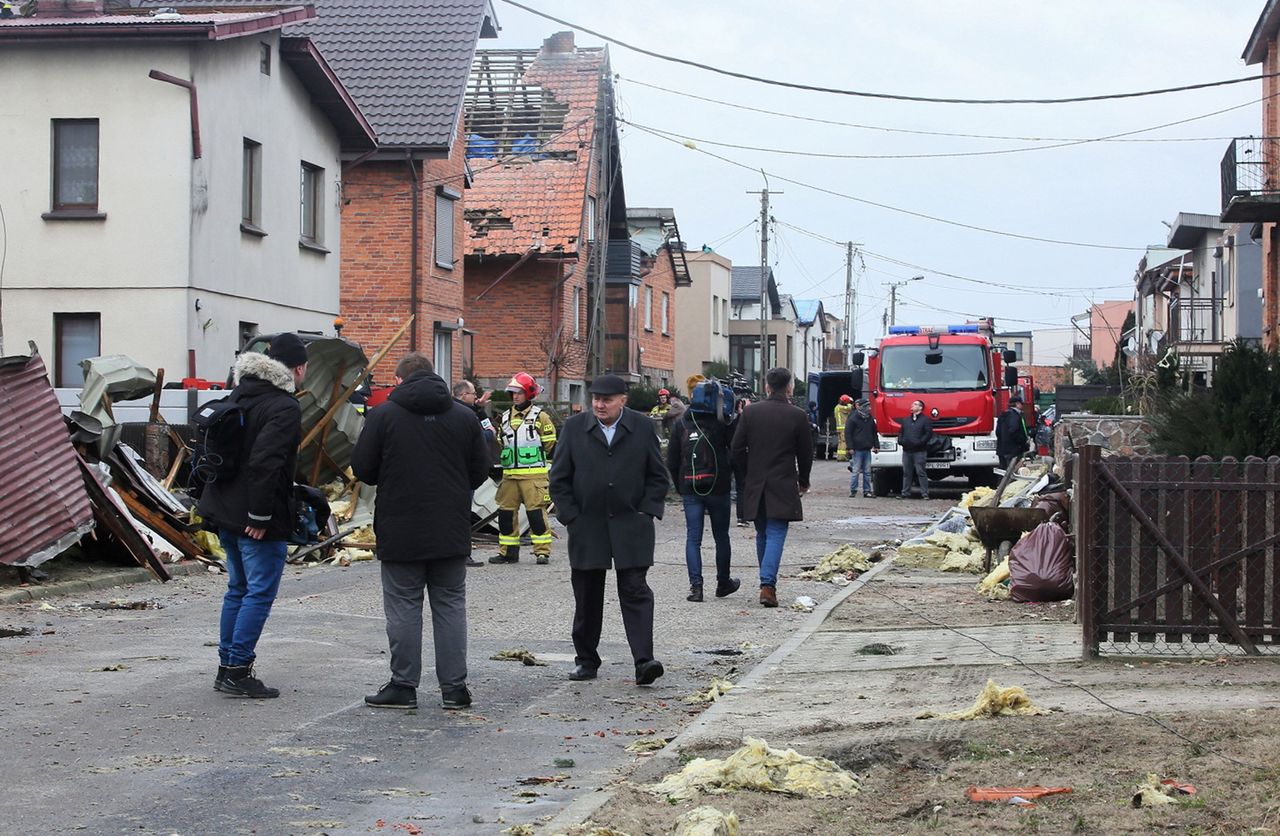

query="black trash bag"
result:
[1009,521,1074,603]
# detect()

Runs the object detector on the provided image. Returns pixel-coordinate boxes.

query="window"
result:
[299,161,324,247]
[722,299,729,333]
[644,285,653,331]
[433,328,453,388]
[572,286,582,339]
[260,43,271,75]
[54,313,100,388]
[712,294,720,334]
[586,196,597,241]
[241,139,263,232]
[51,119,99,214]
[435,187,459,269]
[238,321,259,351]
[661,292,669,335]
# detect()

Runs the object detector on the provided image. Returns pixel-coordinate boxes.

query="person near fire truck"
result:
[897,399,933,500]
[490,372,558,565]
[832,394,853,461]
[995,395,1031,471]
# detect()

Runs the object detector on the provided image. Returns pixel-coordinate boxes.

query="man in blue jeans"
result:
[198,332,308,699]
[730,368,813,607]
[844,398,878,497]
[666,386,741,602]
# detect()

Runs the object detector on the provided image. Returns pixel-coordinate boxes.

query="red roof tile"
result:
[463,47,607,256]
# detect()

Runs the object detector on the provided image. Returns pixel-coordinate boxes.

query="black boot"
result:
[687,583,704,602]
[441,685,472,710]
[489,548,519,564]
[221,664,279,699]
[365,681,417,709]
[214,665,228,692]
[715,578,741,598]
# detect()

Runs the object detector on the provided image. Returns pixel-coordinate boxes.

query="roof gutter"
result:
[148,69,201,159]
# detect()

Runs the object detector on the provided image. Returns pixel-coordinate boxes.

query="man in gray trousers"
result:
[352,353,491,710]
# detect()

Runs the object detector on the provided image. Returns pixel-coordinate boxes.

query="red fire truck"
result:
[851,321,1029,495]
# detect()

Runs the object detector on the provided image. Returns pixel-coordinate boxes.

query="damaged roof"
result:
[0,347,94,568]
[462,37,609,256]
[135,0,499,150]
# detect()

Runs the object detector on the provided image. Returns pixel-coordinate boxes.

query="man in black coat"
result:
[996,396,1031,470]
[352,353,491,711]
[199,332,308,700]
[844,398,878,498]
[730,367,813,608]
[549,374,670,685]
[898,399,933,499]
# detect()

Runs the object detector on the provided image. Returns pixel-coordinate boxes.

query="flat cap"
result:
[588,374,628,395]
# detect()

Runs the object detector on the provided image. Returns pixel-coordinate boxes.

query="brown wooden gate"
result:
[1076,445,1280,657]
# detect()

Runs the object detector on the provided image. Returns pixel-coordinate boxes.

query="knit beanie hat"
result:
[267,332,309,368]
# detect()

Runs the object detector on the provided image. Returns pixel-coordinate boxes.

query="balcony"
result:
[1168,297,1223,354]
[1072,343,1092,361]
[1221,137,1280,222]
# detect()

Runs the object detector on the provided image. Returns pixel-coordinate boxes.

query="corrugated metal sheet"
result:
[0,345,94,567]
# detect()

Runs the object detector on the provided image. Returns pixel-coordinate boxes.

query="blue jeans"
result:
[218,530,288,667]
[850,450,872,494]
[682,493,732,586]
[753,517,789,587]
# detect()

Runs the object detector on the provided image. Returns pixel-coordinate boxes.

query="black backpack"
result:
[679,414,726,495]
[189,394,248,497]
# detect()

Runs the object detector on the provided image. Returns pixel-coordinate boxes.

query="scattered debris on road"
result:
[625,736,671,753]
[791,595,817,612]
[965,785,1071,805]
[651,737,860,801]
[917,678,1052,720]
[797,544,871,581]
[517,774,568,785]
[491,648,548,666]
[1132,774,1197,807]
[684,679,734,704]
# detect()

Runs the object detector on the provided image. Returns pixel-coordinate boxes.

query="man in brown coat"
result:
[730,367,814,607]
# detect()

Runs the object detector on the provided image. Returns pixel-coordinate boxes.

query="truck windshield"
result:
[880,345,989,391]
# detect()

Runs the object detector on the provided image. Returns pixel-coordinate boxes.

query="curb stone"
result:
[0,561,211,605]
[541,557,897,834]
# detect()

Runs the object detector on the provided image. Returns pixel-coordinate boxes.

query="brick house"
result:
[461,32,627,403]
[141,0,500,386]
[615,208,690,390]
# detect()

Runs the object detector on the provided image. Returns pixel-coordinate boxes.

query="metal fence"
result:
[1077,445,1280,658]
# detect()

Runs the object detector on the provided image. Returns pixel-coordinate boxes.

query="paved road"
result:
[0,461,954,835]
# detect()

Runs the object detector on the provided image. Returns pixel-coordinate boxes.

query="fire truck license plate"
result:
[925,462,951,470]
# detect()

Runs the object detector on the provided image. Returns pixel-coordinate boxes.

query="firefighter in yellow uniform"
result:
[490,372,558,565]
[833,394,853,461]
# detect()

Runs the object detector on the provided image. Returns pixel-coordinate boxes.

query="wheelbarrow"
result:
[970,505,1049,573]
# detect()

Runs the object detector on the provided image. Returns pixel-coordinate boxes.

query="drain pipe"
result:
[406,151,420,352]
[148,70,201,159]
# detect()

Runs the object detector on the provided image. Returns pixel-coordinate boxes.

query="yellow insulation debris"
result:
[918,678,1052,720]
[798,545,871,580]
[960,486,996,508]
[347,525,376,546]
[684,679,734,704]
[675,806,740,836]
[896,530,986,574]
[977,556,1011,600]
[651,738,860,801]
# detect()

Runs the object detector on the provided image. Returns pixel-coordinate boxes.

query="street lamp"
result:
[883,275,924,328]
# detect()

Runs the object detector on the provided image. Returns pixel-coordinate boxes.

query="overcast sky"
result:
[486,1,1264,344]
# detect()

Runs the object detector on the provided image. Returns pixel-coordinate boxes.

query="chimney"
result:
[40,0,104,16]
[541,31,575,55]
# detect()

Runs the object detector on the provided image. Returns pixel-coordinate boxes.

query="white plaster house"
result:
[675,249,732,387]
[0,2,375,384]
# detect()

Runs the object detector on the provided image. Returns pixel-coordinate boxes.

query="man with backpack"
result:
[666,380,741,603]
[198,332,308,700]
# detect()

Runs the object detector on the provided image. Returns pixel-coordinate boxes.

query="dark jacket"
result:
[454,397,496,444]
[996,407,1030,459]
[666,411,736,496]
[548,407,669,570]
[844,410,878,452]
[352,371,491,562]
[730,395,813,522]
[197,352,302,541]
[898,413,934,453]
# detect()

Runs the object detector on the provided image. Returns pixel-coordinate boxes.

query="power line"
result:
[619,76,1267,144]
[631,124,1144,251]
[623,118,1237,162]
[498,0,1276,106]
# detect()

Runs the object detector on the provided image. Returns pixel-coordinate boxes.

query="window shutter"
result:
[435,191,456,269]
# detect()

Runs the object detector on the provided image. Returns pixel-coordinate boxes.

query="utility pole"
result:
[843,241,861,365]
[747,186,780,393]
[883,275,924,328]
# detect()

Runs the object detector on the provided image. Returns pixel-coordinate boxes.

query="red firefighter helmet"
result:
[505,372,540,399]
[658,388,670,396]
[839,394,853,404]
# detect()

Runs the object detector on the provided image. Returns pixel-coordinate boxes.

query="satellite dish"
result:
[1124,336,1137,356]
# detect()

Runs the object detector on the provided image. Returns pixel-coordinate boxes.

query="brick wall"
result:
[338,122,468,382]
[637,249,676,385]
[1023,364,1072,392]
[463,255,587,393]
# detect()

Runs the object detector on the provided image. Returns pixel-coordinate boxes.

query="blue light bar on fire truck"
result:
[887,324,981,335]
